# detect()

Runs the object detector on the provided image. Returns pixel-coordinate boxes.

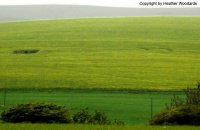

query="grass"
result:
[0,124,200,130]
[0,17,200,90]
[0,90,185,125]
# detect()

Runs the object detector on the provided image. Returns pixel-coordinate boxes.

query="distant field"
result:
[0,17,200,90]
[1,5,200,22]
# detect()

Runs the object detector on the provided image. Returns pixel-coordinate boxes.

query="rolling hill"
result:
[0,5,200,22]
[0,17,200,90]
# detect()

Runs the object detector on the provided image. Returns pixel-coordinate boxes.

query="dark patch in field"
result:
[13,49,39,54]
[140,47,150,51]
[158,47,173,52]
[140,47,173,53]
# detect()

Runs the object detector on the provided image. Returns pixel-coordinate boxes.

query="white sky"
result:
[0,0,136,7]
[0,0,200,8]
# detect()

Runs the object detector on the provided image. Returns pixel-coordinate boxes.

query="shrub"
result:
[165,82,200,110]
[165,95,185,110]
[149,105,200,125]
[91,111,110,125]
[72,108,110,124]
[112,119,125,125]
[185,82,200,106]
[1,103,124,125]
[72,108,124,125]
[1,102,71,123]
[150,82,200,126]
[72,107,92,124]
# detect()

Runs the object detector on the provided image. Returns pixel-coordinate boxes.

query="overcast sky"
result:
[0,0,136,7]
[0,0,200,8]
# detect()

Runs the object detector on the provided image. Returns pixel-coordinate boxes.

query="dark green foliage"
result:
[185,82,200,106]
[112,119,125,125]
[91,111,110,125]
[72,107,92,124]
[13,49,39,54]
[150,82,200,126]
[72,108,124,125]
[1,102,124,125]
[165,95,185,110]
[149,105,200,125]
[1,102,71,123]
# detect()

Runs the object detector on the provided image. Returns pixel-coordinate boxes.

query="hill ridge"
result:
[0,5,200,22]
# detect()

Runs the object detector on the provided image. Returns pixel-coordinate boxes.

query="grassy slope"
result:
[0,90,184,125]
[0,17,200,90]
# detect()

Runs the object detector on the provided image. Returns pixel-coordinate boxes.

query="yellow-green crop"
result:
[0,17,200,90]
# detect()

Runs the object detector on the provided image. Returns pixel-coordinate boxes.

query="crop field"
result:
[0,17,200,90]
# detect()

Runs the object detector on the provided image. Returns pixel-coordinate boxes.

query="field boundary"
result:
[0,88,185,94]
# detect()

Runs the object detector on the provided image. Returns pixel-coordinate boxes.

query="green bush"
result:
[1,102,124,125]
[165,82,200,110]
[1,102,71,123]
[72,108,124,125]
[165,95,185,110]
[72,107,92,124]
[72,108,110,124]
[91,110,110,125]
[185,82,200,106]
[150,82,200,126]
[149,105,200,125]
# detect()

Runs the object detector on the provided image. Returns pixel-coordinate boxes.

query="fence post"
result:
[4,91,6,106]
[151,97,153,119]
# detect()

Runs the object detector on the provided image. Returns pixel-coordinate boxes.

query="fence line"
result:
[0,90,186,124]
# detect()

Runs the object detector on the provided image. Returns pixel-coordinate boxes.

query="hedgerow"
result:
[1,102,124,125]
[1,102,71,123]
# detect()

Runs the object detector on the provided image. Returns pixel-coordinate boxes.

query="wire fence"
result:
[0,90,185,124]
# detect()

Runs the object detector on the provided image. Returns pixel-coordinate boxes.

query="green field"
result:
[0,90,185,125]
[0,17,200,90]
[0,123,200,130]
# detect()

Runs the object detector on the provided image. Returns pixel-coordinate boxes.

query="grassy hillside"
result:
[0,17,200,90]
